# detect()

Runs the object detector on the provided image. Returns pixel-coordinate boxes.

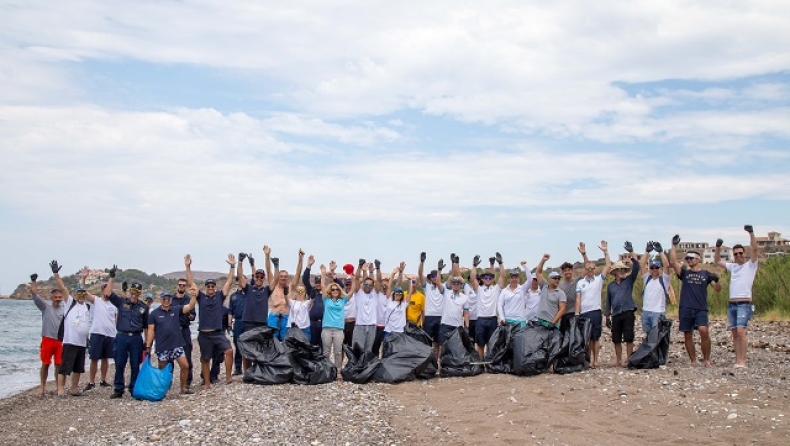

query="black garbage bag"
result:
[284,330,337,385]
[373,333,437,383]
[238,326,294,385]
[512,322,562,376]
[404,322,433,346]
[628,317,673,369]
[553,316,592,374]
[485,324,515,374]
[440,327,483,377]
[341,344,381,384]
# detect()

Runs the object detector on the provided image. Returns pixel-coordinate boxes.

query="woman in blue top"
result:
[320,264,349,369]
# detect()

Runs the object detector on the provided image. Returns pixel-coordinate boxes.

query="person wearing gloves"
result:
[436,275,470,346]
[418,253,446,359]
[496,253,529,329]
[383,264,410,339]
[30,271,65,397]
[534,254,567,329]
[145,286,198,395]
[558,243,592,333]
[288,249,313,339]
[302,255,325,348]
[576,241,612,369]
[350,259,381,353]
[319,264,350,368]
[469,254,506,358]
[639,241,674,335]
[605,241,640,368]
[670,234,722,367]
[714,225,759,368]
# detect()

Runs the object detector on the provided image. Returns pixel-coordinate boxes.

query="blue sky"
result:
[1,1,789,292]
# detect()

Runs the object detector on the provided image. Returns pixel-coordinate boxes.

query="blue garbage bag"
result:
[132,354,173,401]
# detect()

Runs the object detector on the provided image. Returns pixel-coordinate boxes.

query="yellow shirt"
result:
[406,290,425,324]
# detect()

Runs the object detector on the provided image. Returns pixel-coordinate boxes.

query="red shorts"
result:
[40,336,63,365]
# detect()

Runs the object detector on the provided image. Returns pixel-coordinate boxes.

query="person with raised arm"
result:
[556,243,591,333]
[103,264,147,399]
[319,264,349,368]
[145,284,199,395]
[350,259,381,353]
[405,278,425,326]
[383,263,411,340]
[470,254,504,358]
[86,265,118,391]
[185,253,236,389]
[372,260,390,356]
[496,253,530,329]
[52,261,95,397]
[266,248,291,341]
[714,225,759,368]
[670,234,722,367]
[236,246,276,371]
[287,249,313,339]
[534,254,567,330]
[170,273,197,387]
[605,241,640,368]
[639,241,674,335]
[576,242,612,369]
[30,271,65,396]
[419,253,445,360]
[303,254,325,348]
[436,271,470,347]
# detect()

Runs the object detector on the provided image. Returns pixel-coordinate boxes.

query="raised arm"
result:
[237,252,248,289]
[578,242,590,264]
[30,274,45,310]
[391,262,404,291]
[600,242,612,276]
[669,234,682,275]
[535,254,550,286]
[50,260,68,296]
[658,247,670,275]
[640,241,652,271]
[417,252,426,286]
[470,256,480,292]
[374,259,382,293]
[450,253,462,278]
[79,266,96,303]
[264,246,278,289]
[351,259,364,295]
[292,249,305,288]
[103,265,117,298]
[182,284,199,314]
[497,259,506,288]
[222,254,236,297]
[303,255,315,295]
[185,255,195,288]
[746,225,758,263]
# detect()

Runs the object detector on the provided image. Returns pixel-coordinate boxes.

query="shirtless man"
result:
[267,247,291,341]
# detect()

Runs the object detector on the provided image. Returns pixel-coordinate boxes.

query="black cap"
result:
[130,282,143,291]
[205,279,217,285]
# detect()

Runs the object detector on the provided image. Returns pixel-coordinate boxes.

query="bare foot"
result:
[225,379,233,385]
[613,362,621,368]
[734,363,747,369]
[590,363,597,369]
[689,361,698,366]
[704,361,712,368]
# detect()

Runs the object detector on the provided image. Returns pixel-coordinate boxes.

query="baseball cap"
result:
[130,282,143,291]
[205,279,217,286]
[254,269,266,276]
[649,260,662,268]
[75,285,87,292]
[160,290,172,298]
[393,287,404,294]
[548,271,561,279]
[143,293,154,302]
[509,269,520,277]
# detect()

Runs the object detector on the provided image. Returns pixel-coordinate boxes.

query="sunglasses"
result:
[76,291,87,295]
[254,274,266,278]
[482,276,494,280]
[550,276,560,280]
[296,289,306,294]
[649,266,660,270]
[585,267,595,271]
[684,257,697,261]
[177,284,187,287]
[733,252,744,256]
[206,284,216,288]
[363,283,373,287]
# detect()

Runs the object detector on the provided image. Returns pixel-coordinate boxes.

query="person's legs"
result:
[371,326,385,357]
[224,348,233,383]
[321,327,333,360]
[613,342,623,367]
[330,328,344,368]
[198,332,214,390]
[100,358,109,384]
[582,310,602,368]
[39,337,54,395]
[343,320,355,347]
[365,325,377,353]
[176,355,190,393]
[128,335,143,393]
[39,364,49,396]
[181,328,193,387]
[623,310,635,366]
[113,336,129,394]
[611,313,625,367]
[678,307,697,365]
[729,303,752,367]
[89,360,98,385]
[351,324,367,351]
[699,325,711,367]
[301,327,312,343]
[232,321,244,374]
[683,331,697,365]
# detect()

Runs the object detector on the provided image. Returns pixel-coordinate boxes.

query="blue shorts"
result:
[641,310,664,334]
[422,316,441,344]
[438,324,460,345]
[88,334,115,360]
[679,307,708,332]
[728,302,753,329]
[267,313,289,341]
[474,316,498,346]
[580,310,602,341]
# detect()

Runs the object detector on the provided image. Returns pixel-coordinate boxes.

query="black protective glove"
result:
[272,258,280,269]
[495,252,503,265]
[30,273,38,282]
[450,253,458,264]
[652,241,663,253]
[646,241,653,253]
[473,255,481,267]
[606,317,612,330]
[709,272,720,282]
[744,225,754,233]
[108,264,117,278]
[672,234,681,246]
[122,281,128,292]
[624,241,634,253]
[247,254,255,267]
[374,259,381,270]
[358,258,365,267]
[49,260,62,274]
[716,238,723,248]
[420,252,426,263]
[238,252,247,262]
[489,257,496,266]
[438,259,446,271]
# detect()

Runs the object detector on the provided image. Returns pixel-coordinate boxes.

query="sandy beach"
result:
[1,319,789,445]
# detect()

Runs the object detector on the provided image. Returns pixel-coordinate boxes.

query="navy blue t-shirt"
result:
[198,291,226,331]
[171,294,196,330]
[678,268,715,311]
[148,305,186,352]
[108,292,149,333]
[241,283,271,323]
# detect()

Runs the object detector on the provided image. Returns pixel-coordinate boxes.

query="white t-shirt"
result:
[90,297,118,337]
[383,300,408,333]
[497,285,526,322]
[344,297,355,319]
[439,289,469,327]
[726,261,758,300]
[63,295,91,347]
[524,286,541,322]
[475,284,501,318]
[288,299,312,329]
[577,274,605,314]
[376,292,388,325]
[464,285,478,320]
[422,282,444,317]
[353,290,379,325]
[641,273,671,313]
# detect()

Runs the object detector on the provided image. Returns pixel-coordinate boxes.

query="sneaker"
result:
[110,391,124,399]
[180,389,195,395]
[99,381,111,387]
[84,383,96,391]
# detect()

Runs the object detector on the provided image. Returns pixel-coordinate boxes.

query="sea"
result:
[0,299,197,399]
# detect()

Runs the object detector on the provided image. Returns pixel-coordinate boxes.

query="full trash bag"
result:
[284,329,337,385]
[402,323,438,379]
[485,324,516,374]
[341,344,381,384]
[373,332,437,383]
[132,354,173,401]
[628,316,673,369]
[440,327,483,377]
[512,322,562,376]
[553,316,592,374]
[238,326,294,385]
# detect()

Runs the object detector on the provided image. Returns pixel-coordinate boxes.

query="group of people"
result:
[30,226,759,397]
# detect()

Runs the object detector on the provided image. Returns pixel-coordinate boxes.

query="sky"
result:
[1,1,789,293]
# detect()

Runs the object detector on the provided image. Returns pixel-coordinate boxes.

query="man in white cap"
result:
[714,225,758,368]
[639,241,674,335]
[605,242,640,368]
[576,241,612,368]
